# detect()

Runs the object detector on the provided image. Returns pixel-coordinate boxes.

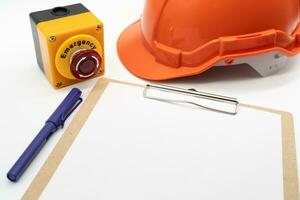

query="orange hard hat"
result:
[117,0,300,80]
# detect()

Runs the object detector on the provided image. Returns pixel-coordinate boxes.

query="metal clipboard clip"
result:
[143,84,239,115]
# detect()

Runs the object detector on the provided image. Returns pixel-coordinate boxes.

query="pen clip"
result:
[60,97,83,128]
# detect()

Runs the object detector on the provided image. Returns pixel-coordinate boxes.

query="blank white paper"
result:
[40,82,283,200]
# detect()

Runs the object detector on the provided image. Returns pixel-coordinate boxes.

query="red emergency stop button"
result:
[70,50,102,79]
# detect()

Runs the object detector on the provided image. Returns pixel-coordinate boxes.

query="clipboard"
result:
[22,78,299,200]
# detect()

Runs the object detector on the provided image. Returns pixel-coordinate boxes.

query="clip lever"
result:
[143,84,239,115]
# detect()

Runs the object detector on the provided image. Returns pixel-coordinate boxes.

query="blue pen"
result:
[7,88,83,182]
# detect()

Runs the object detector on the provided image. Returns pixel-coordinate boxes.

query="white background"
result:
[0,0,299,199]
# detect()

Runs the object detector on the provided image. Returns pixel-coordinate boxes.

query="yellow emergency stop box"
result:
[30,3,105,89]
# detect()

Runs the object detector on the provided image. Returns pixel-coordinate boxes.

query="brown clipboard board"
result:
[22,78,299,200]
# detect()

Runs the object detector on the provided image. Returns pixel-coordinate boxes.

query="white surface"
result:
[41,83,283,200]
[0,0,298,199]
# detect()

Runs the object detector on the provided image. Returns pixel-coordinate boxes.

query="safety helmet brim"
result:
[118,20,300,80]
[117,20,216,80]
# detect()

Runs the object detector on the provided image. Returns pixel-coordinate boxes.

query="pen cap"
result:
[46,88,82,129]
